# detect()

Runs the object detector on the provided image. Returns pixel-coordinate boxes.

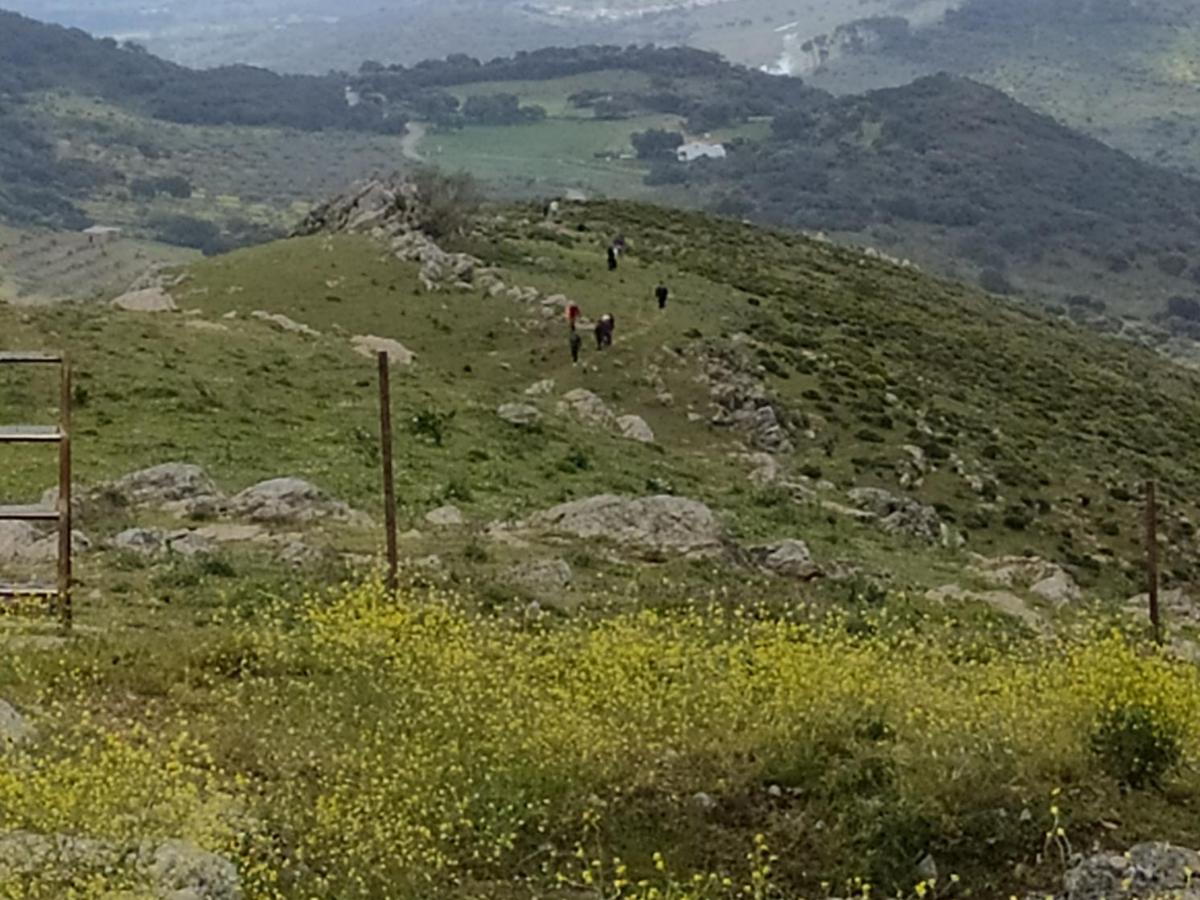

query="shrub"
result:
[1091,703,1183,789]
[409,408,455,446]
[411,167,482,239]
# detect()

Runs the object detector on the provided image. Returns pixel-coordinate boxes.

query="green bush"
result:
[1091,703,1183,789]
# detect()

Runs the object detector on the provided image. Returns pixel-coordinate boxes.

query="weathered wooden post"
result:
[378,351,398,597]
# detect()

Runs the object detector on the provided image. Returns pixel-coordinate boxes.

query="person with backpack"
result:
[569,326,582,365]
[607,246,618,272]
[595,314,615,349]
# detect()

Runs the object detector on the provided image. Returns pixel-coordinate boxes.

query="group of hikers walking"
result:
[563,233,671,365]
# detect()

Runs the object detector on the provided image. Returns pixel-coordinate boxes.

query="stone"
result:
[749,540,821,580]
[739,452,780,486]
[528,495,725,559]
[847,487,943,543]
[1060,843,1200,900]
[194,524,267,544]
[184,320,230,333]
[111,287,177,312]
[497,403,542,427]
[616,414,655,444]
[425,505,465,528]
[1031,569,1082,606]
[110,463,223,507]
[925,585,1047,633]
[505,558,573,594]
[557,389,615,428]
[147,839,243,900]
[0,522,39,563]
[351,334,416,366]
[0,699,33,750]
[229,478,360,525]
[525,379,556,398]
[250,311,320,337]
[112,528,167,556]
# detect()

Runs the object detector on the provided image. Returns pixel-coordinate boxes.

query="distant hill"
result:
[803,0,1200,178]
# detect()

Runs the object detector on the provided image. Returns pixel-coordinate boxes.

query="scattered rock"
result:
[0,521,90,563]
[616,414,655,444]
[184,320,230,333]
[229,478,363,525]
[112,528,216,558]
[251,311,320,338]
[1127,588,1200,626]
[848,487,943,543]
[0,699,33,750]
[525,379,556,398]
[557,389,616,428]
[111,287,177,313]
[351,334,416,366]
[702,345,793,452]
[738,452,780,486]
[505,558,573,594]
[527,495,725,559]
[497,403,542,427]
[194,523,266,544]
[749,540,821,580]
[425,505,465,528]
[0,832,242,899]
[1054,843,1200,900]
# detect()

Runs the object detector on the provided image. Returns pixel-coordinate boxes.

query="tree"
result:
[631,129,684,159]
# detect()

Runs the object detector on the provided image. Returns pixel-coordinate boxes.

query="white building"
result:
[677,141,727,163]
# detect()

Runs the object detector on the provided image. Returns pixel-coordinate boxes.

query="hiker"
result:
[607,245,618,271]
[569,327,582,364]
[544,199,560,220]
[595,314,615,350]
[566,302,582,329]
[655,282,669,310]
[613,234,627,255]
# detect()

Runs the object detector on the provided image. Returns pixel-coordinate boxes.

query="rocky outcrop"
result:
[112,528,215,559]
[926,584,1047,633]
[0,833,242,899]
[1036,843,1200,900]
[111,287,177,313]
[748,540,821,580]
[498,403,542,427]
[352,335,416,366]
[0,521,90,563]
[251,311,320,338]
[970,555,1082,606]
[229,478,364,525]
[527,495,725,559]
[702,344,793,453]
[424,505,465,528]
[111,463,223,508]
[847,487,944,544]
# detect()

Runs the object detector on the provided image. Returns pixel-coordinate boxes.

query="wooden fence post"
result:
[378,352,398,597]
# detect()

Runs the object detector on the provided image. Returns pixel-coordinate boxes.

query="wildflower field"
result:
[4,581,1200,899]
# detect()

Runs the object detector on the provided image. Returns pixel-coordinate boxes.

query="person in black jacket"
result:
[655,282,669,310]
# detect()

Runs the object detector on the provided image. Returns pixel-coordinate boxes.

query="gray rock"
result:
[113,528,167,555]
[525,379,556,398]
[0,699,33,750]
[506,558,573,595]
[1060,843,1200,900]
[351,334,415,367]
[528,495,725,559]
[557,389,615,428]
[0,522,39,563]
[111,463,223,507]
[1031,569,1082,607]
[425,505,465,528]
[497,403,542,427]
[229,478,360,525]
[0,832,242,899]
[848,487,943,543]
[926,585,1047,633]
[749,540,821,580]
[250,310,320,337]
[616,414,655,444]
[111,287,177,312]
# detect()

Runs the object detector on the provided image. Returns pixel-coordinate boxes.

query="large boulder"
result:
[848,487,943,543]
[557,389,616,428]
[424,505,465,528]
[498,403,542,427]
[0,521,90,563]
[616,415,655,444]
[110,463,223,508]
[1058,843,1200,900]
[352,334,415,367]
[1031,569,1083,606]
[229,478,362,525]
[749,540,821,580]
[528,495,725,559]
[111,287,177,312]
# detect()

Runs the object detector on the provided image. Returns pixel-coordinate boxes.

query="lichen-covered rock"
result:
[505,558,573,594]
[557,389,616,428]
[229,478,363,525]
[0,700,33,750]
[352,335,416,366]
[1059,843,1200,900]
[749,540,821,579]
[528,495,725,558]
[616,414,655,444]
[848,487,943,543]
[425,505,465,528]
[498,403,542,427]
